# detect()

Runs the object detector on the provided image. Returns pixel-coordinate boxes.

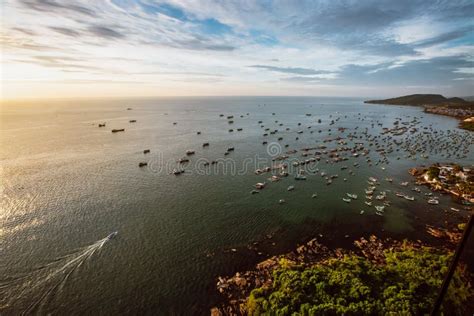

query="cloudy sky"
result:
[1,0,473,99]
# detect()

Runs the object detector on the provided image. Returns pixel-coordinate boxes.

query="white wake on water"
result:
[0,232,117,314]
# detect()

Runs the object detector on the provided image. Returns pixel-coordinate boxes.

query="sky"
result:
[1,0,473,100]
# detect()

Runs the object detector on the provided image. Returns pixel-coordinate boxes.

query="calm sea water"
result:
[1,97,473,314]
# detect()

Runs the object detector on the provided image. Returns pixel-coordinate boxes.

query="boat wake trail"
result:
[0,232,117,314]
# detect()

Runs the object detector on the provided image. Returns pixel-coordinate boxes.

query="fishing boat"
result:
[365,189,374,195]
[375,205,385,212]
[287,185,295,191]
[346,193,358,199]
[279,199,286,204]
[342,198,351,203]
[178,158,189,163]
[311,193,318,198]
[138,162,147,167]
[451,207,460,212]
[404,195,415,201]
[202,142,210,147]
[385,177,393,182]
[360,210,365,214]
[365,201,372,206]
[375,210,384,216]
[255,182,266,190]
[395,192,405,197]
[412,187,421,193]
[143,149,150,154]
[270,175,280,182]
[111,129,125,133]
[129,120,136,123]
[172,169,183,175]
[250,190,259,194]
[107,231,118,240]
[368,177,377,182]
[98,123,106,127]
[427,199,439,205]
[227,147,235,151]
[400,182,409,186]
[186,150,195,155]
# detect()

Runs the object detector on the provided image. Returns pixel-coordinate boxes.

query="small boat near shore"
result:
[346,193,357,199]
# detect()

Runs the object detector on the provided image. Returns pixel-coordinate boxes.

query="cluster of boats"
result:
[110,106,472,215]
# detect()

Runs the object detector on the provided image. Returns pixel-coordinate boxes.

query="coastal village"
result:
[410,163,473,203]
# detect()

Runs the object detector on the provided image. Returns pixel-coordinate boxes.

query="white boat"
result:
[369,177,377,182]
[311,193,318,198]
[270,176,280,182]
[342,198,351,203]
[279,199,286,204]
[107,231,118,240]
[451,207,460,212]
[346,193,358,199]
[400,182,409,186]
[395,192,405,198]
[365,201,372,206]
[287,185,295,191]
[427,199,439,205]
[360,210,365,214]
[255,182,266,190]
[375,211,384,216]
[375,205,385,212]
[404,195,415,201]
[365,190,374,195]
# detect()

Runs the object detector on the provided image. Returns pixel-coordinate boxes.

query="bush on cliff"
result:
[247,245,472,315]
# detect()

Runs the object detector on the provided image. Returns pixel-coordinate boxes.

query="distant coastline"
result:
[364,94,474,131]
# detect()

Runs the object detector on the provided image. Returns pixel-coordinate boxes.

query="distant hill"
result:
[364,94,468,106]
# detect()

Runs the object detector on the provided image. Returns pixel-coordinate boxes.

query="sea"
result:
[1,96,473,314]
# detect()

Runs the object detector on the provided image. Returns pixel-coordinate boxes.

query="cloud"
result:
[87,25,125,39]
[19,0,97,17]
[249,65,330,75]
[2,0,473,98]
[49,26,81,37]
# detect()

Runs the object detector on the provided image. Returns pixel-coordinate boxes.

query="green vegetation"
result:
[426,166,440,180]
[247,245,472,315]
[460,120,474,131]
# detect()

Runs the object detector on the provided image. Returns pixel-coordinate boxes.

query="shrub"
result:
[247,245,472,315]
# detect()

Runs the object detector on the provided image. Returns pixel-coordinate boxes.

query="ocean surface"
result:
[1,97,473,314]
